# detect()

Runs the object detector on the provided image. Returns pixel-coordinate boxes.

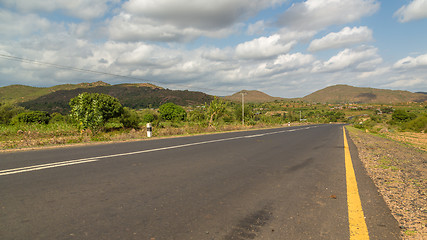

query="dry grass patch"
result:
[382,131,427,152]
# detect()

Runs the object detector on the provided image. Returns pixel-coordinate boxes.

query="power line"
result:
[0,53,236,95]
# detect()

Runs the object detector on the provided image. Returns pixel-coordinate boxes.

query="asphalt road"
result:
[0,124,400,239]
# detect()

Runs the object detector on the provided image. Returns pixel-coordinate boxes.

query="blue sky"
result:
[0,0,426,97]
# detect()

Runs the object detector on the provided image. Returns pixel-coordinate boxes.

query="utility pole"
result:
[300,111,302,122]
[241,91,247,126]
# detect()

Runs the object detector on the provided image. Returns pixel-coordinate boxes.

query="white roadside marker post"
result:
[146,123,152,138]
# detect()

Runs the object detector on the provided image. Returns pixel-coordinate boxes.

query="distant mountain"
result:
[17,83,213,114]
[416,92,427,95]
[0,81,111,104]
[303,85,427,104]
[223,90,283,103]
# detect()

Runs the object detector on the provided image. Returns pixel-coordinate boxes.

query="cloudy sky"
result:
[0,0,426,97]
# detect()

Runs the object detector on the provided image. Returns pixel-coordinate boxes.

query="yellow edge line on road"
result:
[343,127,369,240]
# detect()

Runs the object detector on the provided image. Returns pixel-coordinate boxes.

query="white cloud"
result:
[308,26,373,52]
[1,0,118,20]
[68,22,92,38]
[278,28,317,42]
[394,0,427,23]
[270,53,315,72]
[109,0,285,42]
[358,67,390,79]
[108,13,240,42]
[393,53,427,69]
[235,34,296,60]
[1,0,425,97]
[278,0,380,30]
[388,53,427,91]
[123,0,284,30]
[247,20,266,35]
[201,48,234,62]
[384,77,425,89]
[0,9,52,39]
[313,46,382,72]
[251,52,315,77]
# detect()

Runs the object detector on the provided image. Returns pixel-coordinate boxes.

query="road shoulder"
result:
[346,126,426,239]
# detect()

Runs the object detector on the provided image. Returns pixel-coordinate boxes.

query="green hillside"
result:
[0,81,110,104]
[19,84,213,114]
[303,85,427,104]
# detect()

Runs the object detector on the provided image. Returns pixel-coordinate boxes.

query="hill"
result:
[0,81,111,104]
[18,84,213,114]
[303,85,427,104]
[223,90,283,103]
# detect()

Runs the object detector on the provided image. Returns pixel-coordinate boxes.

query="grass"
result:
[347,125,427,152]
[404,230,417,236]
[376,157,399,171]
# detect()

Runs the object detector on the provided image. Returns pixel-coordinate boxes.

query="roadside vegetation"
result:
[348,103,427,151]
[1,93,425,151]
[0,93,349,150]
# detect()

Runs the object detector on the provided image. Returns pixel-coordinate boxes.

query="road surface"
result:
[0,124,400,239]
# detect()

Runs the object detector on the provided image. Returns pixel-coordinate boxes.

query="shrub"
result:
[50,112,65,123]
[142,113,155,123]
[120,107,140,129]
[158,103,186,121]
[392,109,417,122]
[105,118,124,130]
[405,115,427,132]
[12,111,50,124]
[0,103,25,124]
[69,92,123,130]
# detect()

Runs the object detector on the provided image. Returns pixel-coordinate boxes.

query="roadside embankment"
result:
[346,127,426,239]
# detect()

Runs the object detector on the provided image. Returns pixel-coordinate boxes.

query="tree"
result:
[206,97,227,127]
[0,103,25,124]
[392,109,416,122]
[69,92,123,130]
[120,107,141,129]
[158,102,186,121]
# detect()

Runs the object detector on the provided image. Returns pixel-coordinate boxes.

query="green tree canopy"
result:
[392,109,417,122]
[0,103,25,124]
[158,102,186,121]
[69,92,123,130]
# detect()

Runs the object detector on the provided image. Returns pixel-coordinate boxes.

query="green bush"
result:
[69,92,123,130]
[12,111,51,124]
[158,103,186,121]
[120,107,140,129]
[0,103,25,124]
[142,113,155,123]
[234,105,253,122]
[405,115,427,132]
[105,118,124,130]
[324,111,345,122]
[50,112,65,123]
[392,109,417,122]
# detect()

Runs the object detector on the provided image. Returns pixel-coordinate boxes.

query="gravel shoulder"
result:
[346,127,426,239]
